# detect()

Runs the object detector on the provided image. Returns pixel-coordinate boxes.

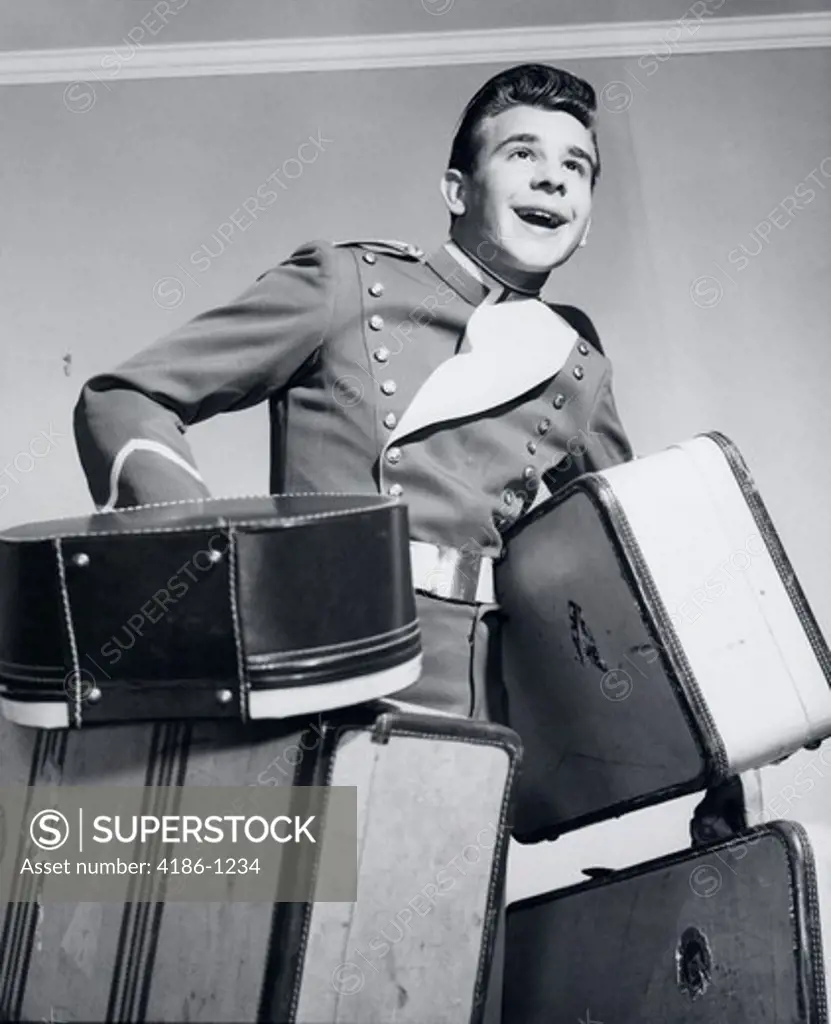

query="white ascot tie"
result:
[385,292,578,449]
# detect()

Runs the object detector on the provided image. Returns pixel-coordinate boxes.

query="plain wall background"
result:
[3,0,830,50]
[1,39,830,887]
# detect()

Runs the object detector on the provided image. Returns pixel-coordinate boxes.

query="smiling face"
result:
[443,105,597,279]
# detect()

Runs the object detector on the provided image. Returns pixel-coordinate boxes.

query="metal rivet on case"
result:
[71,552,90,568]
[216,688,234,705]
[86,686,102,704]
[207,548,223,564]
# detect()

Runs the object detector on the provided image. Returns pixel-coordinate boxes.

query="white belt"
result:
[409,540,495,605]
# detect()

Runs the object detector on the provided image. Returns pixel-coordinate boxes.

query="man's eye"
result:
[564,159,587,176]
[509,148,534,160]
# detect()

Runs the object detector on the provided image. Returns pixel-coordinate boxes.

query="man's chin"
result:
[500,238,574,274]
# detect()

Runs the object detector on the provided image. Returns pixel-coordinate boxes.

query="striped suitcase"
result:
[503,820,831,1023]
[0,705,519,1023]
[496,432,831,841]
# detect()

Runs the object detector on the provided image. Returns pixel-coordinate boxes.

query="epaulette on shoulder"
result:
[332,238,425,261]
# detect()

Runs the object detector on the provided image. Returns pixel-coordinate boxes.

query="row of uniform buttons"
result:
[366,245,593,505]
[363,252,406,498]
[495,339,592,521]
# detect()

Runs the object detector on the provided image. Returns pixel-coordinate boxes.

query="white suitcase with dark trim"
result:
[497,432,831,840]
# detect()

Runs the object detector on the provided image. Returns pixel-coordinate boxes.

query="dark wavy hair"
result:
[448,63,600,187]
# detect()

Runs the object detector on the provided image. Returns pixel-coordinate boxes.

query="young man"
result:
[74,62,733,1018]
[75,63,633,721]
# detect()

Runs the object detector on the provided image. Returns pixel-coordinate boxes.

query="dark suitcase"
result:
[496,433,831,841]
[0,706,520,1023]
[504,820,831,1023]
[0,494,421,727]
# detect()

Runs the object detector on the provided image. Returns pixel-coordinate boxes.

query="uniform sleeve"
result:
[539,363,634,503]
[582,365,635,472]
[74,241,337,509]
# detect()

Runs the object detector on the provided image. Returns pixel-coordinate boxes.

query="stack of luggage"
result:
[0,495,519,1023]
[1,432,830,1022]
[497,432,831,1022]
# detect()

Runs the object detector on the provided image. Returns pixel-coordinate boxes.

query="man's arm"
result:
[580,365,635,472]
[74,241,336,509]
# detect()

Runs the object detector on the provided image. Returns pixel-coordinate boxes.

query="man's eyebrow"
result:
[492,135,597,172]
[492,132,540,154]
[567,145,597,172]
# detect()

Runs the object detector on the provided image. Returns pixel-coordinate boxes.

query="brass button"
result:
[369,282,384,297]
[552,393,566,409]
[363,252,377,264]
[373,346,390,363]
[523,466,537,482]
[381,379,397,396]
[527,441,537,455]
[386,447,402,464]
[389,483,404,497]
[537,418,551,435]
[573,365,584,380]
[502,489,515,506]
[578,341,590,356]
[369,314,384,331]
[383,412,397,429]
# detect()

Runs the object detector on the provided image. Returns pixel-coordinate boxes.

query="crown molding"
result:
[0,13,828,85]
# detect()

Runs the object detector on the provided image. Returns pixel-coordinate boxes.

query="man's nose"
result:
[530,162,566,195]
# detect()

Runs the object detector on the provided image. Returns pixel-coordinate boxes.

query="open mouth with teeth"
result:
[513,206,569,230]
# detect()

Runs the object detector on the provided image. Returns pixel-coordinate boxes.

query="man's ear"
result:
[440,169,467,216]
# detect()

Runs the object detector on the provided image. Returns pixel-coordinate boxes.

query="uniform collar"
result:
[425,242,493,306]
[425,239,549,306]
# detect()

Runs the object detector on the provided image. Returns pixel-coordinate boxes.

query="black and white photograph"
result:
[1,1,830,1021]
